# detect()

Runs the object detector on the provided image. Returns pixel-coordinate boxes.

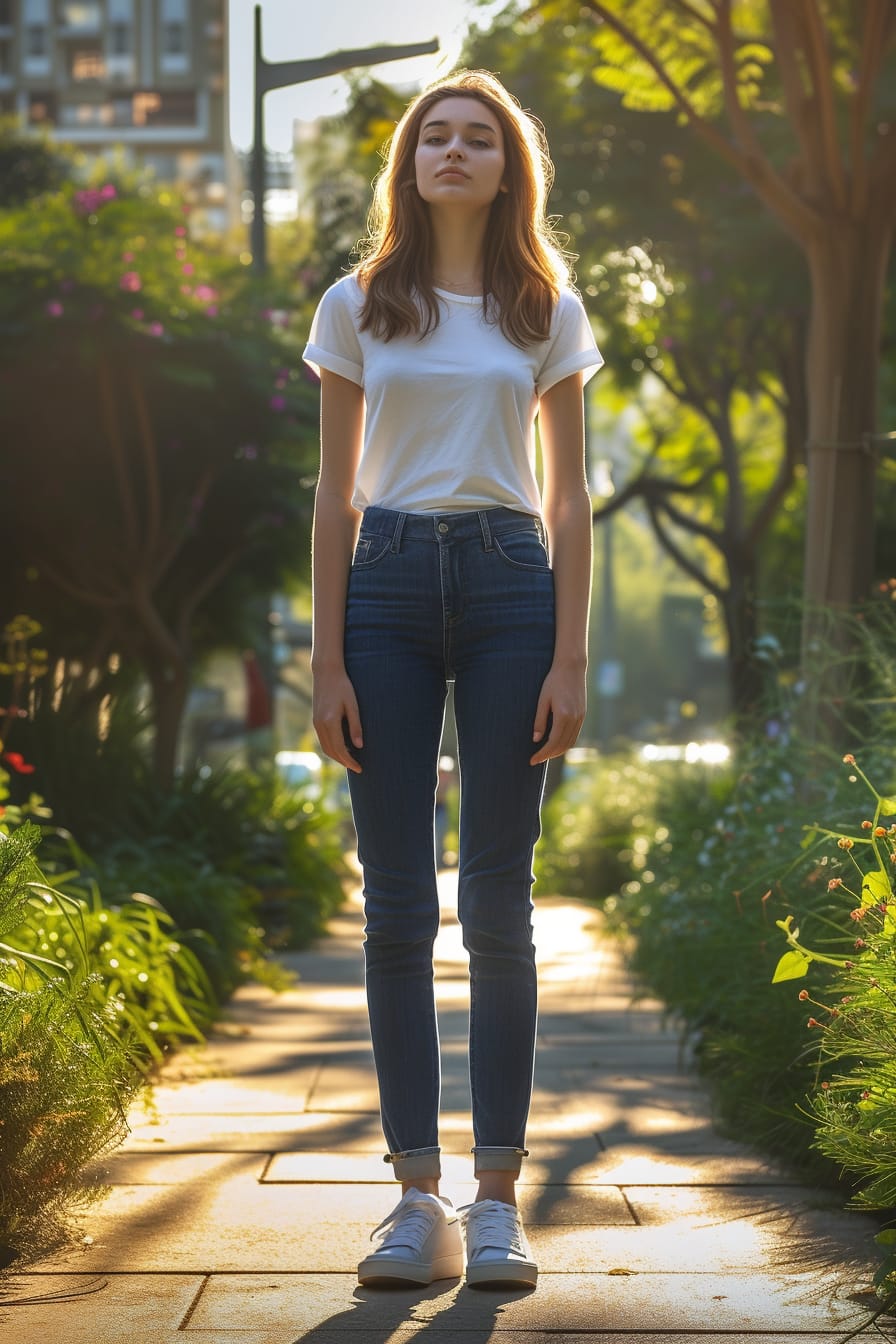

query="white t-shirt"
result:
[303,274,604,515]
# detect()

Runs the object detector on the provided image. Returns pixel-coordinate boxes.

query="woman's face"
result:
[414,96,506,211]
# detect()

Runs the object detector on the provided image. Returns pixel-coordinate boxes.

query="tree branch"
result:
[175,544,250,645]
[744,440,797,551]
[591,462,723,522]
[847,0,892,215]
[669,0,716,36]
[582,0,820,237]
[97,355,140,561]
[40,558,127,609]
[647,497,726,599]
[127,365,162,570]
[660,492,724,547]
[767,0,828,208]
[797,0,847,208]
[715,0,768,166]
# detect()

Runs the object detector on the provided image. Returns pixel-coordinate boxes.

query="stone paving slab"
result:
[622,1184,853,1226]
[42,1181,638,1275]
[87,1152,270,1184]
[0,1273,203,1338]
[182,1272,874,1333]
[263,1149,609,1186]
[585,1147,802,1186]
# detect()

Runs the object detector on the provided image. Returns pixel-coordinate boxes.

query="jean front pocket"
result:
[491,529,551,572]
[351,533,391,568]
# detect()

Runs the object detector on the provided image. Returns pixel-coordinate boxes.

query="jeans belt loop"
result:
[391,511,408,554]
[477,509,494,551]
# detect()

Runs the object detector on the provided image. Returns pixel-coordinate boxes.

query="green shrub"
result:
[535,753,658,903]
[770,757,896,1211]
[0,818,224,1263]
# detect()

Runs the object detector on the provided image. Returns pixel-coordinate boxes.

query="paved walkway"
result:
[1,872,891,1342]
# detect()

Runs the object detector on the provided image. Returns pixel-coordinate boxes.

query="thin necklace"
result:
[432,275,482,294]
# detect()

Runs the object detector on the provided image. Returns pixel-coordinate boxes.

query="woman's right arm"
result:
[311,369,365,773]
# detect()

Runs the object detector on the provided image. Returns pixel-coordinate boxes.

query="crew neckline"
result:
[433,286,483,303]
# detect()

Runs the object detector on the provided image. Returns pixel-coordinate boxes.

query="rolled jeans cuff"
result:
[384,1146,441,1181]
[472,1146,529,1177]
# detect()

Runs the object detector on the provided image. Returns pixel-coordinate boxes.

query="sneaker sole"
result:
[466,1261,538,1289]
[358,1250,464,1286]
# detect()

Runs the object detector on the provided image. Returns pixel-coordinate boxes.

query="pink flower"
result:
[174,225,187,237]
[205,305,218,318]
[131,308,144,320]
[46,300,64,317]
[120,271,142,292]
[148,322,164,337]
[193,285,217,302]
[181,262,194,276]
[180,284,193,295]
[100,184,117,200]
[122,251,135,262]
[269,394,286,411]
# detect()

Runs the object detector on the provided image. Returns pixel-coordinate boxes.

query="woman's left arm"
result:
[531,371,593,765]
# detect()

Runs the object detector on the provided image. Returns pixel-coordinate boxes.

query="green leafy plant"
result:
[770,756,896,1310]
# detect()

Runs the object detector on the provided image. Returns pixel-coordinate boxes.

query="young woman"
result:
[303,69,603,1290]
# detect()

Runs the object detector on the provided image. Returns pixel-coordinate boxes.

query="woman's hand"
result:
[313,664,364,773]
[530,658,586,765]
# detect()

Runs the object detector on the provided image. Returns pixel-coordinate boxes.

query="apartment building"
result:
[0,0,237,231]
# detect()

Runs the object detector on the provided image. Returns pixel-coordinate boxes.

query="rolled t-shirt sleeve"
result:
[536,290,604,396]
[303,280,364,385]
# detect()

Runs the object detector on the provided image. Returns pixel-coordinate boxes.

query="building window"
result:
[135,89,196,126]
[60,2,101,27]
[28,91,57,123]
[162,21,187,55]
[70,42,104,79]
[26,25,48,56]
[109,21,131,55]
[60,101,113,126]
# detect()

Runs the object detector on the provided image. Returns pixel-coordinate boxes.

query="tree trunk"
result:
[722,556,763,734]
[802,219,892,609]
[148,658,189,788]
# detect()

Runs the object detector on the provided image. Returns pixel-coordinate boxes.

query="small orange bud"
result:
[843,754,856,765]
[798,989,809,1000]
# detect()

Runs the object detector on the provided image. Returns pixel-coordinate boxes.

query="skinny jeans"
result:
[343,505,555,1182]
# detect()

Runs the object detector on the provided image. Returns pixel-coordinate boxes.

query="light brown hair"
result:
[355,69,572,347]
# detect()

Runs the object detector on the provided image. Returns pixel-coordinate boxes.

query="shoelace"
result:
[460,1201,525,1256]
[370,1194,442,1253]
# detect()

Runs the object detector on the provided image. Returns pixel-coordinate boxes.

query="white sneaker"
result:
[460,1199,538,1288]
[357,1188,463,1286]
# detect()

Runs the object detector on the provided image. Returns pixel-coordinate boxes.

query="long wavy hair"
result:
[355,70,572,348]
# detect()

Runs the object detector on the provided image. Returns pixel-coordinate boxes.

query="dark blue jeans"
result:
[343,505,555,1182]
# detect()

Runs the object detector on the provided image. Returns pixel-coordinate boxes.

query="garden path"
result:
[1,871,890,1343]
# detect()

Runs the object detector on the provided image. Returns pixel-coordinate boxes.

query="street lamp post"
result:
[250,5,439,274]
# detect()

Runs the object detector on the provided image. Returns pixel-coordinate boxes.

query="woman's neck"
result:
[428,210,488,292]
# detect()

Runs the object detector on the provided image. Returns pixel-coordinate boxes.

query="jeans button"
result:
[438,522,449,534]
